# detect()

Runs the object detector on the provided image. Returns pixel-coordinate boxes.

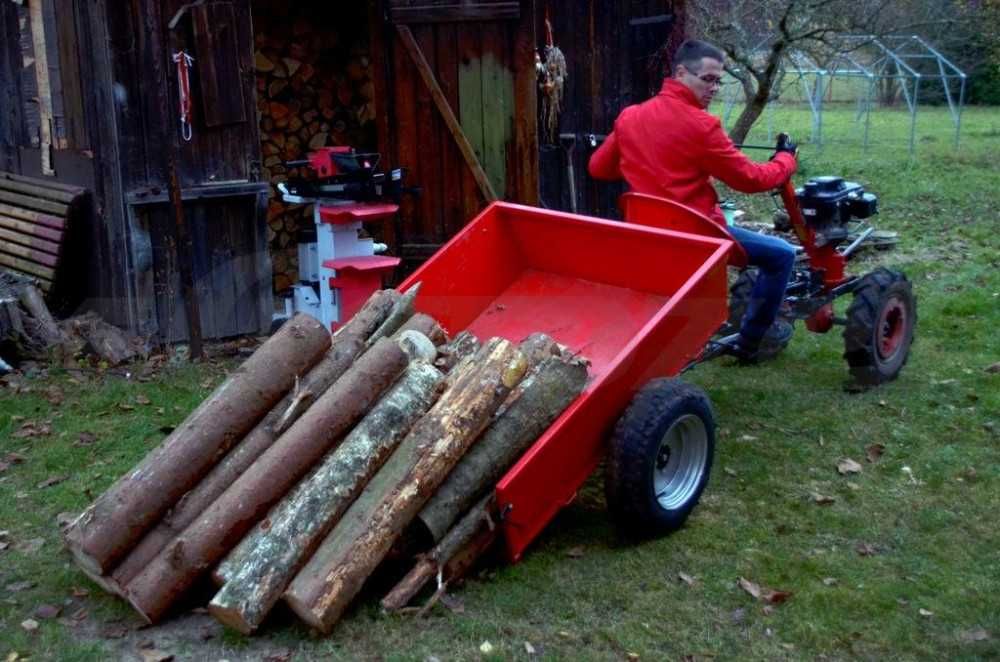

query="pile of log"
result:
[0,271,146,369]
[63,288,590,635]
[253,9,377,293]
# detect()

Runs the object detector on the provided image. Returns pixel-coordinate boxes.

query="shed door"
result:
[374,0,537,273]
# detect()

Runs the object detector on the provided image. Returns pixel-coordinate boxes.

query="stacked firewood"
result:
[254,17,377,293]
[62,288,589,635]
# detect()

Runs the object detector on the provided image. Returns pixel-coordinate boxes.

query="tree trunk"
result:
[63,314,331,578]
[283,338,527,633]
[123,335,413,624]
[415,349,589,542]
[394,312,447,346]
[109,291,400,591]
[382,494,497,611]
[209,361,445,634]
[18,284,63,345]
[729,46,784,145]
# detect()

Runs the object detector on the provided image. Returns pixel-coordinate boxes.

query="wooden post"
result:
[63,314,330,579]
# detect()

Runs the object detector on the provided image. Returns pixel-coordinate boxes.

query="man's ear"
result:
[674,64,687,80]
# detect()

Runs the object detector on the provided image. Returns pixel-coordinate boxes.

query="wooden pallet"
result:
[0,171,87,293]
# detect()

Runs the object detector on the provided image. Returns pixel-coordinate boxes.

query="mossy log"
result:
[283,338,527,633]
[209,361,444,634]
[416,344,589,542]
[109,291,399,590]
[63,314,330,578]
[123,335,413,624]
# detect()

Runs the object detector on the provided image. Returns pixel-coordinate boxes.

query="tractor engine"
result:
[795,176,878,247]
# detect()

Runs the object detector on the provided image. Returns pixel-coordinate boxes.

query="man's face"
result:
[676,57,724,108]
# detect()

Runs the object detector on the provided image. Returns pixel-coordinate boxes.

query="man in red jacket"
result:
[589,39,798,361]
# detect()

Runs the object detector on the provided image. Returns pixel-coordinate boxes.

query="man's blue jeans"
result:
[728,225,796,344]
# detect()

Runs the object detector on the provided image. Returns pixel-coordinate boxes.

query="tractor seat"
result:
[619,192,748,268]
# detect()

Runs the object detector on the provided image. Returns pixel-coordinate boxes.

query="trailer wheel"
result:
[605,378,715,537]
[843,268,916,386]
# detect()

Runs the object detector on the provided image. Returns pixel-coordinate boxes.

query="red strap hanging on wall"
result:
[172,51,195,141]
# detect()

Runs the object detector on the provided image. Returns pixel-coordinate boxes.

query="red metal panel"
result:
[323,255,401,272]
[318,203,399,225]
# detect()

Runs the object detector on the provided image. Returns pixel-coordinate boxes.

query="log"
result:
[393,312,447,346]
[67,313,140,366]
[18,284,63,346]
[364,283,420,349]
[63,314,331,578]
[433,331,480,374]
[209,361,445,634]
[415,347,589,542]
[274,290,400,435]
[283,337,527,633]
[382,494,497,612]
[109,291,400,590]
[123,335,413,623]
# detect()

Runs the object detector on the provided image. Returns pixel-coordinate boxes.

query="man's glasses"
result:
[695,73,723,86]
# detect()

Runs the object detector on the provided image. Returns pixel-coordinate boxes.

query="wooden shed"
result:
[0,0,684,342]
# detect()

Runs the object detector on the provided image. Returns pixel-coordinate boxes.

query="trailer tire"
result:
[605,378,715,538]
[843,267,916,386]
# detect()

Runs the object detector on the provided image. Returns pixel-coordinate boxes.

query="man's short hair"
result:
[673,39,725,74]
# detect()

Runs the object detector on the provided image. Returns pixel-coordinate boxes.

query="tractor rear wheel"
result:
[605,379,715,538]
[843,268,916,386]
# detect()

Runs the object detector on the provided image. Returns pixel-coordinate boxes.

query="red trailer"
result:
[399,200,737,562]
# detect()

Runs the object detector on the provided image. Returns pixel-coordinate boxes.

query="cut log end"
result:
[283,594,325,632]
[207,602,255,636]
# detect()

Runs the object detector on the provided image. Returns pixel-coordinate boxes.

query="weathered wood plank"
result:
[0,241,58,267]
[0,191,68,217]
[0,227,60,255]
[0,254,55,284]
[0,177,81,204]
[413,25,443,244]
[434,21,465,239]
[0,213,64,240]
[390,3,520,24]
[191,3,247,127]
[511,0,539,205]
[55,0,88,149]
[456,23,486,219]
[479,23,510,197]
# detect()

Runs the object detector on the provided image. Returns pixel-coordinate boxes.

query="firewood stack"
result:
[62,288,590,635]
[253,14,378,293]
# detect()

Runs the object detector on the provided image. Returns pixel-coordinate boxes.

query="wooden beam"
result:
[395,25,497,203]
[511,0,539,204]
[28,0,54,176]
[390,3,520,24]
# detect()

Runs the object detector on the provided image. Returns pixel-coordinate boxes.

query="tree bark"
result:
[283,338,527,633]
[394,312,447,346]
[63,314,330,578]
[415,347,589,542]
[729,46,784,145]
[209,361,445,634]
[382,494,497,612]
[365,283,420,349]
[123,335,413,624]
[18,284,63,345]
[433,331,480,374]
[109,291,400,591]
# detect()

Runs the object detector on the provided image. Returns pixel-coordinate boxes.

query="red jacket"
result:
[588,78,796,227]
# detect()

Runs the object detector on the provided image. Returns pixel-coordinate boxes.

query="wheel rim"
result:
[653,414,709,511]
[876,295,908,363]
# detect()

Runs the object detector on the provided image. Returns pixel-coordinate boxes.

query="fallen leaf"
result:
[822,577,838,586]
[847,482,862,491]
[837,458,863,475]
[101,623,129,639]
[878,399,888,407]
[762,605,774,616]
[565,546,585,559]
[118,402,135,411]
[6,452,26,464]
[0,542,8,551]
[678,572,697,586]
[69,606,88,621]
[763,589,793,605]
[37,475,69,489]
[812,492,836,505]
[524,641,536,655]
[626,654,640,661]
[740,434,758,442]
[856,542,878,556]
[200,378,213,389]
[75,432,98,446]
[479,641,494,654]
[13,421,51,438]
[738,577,762,600]
[139,650,174,662]
[7,580,34,592]
[986,362,1000,374]
[263,650,293,662]
[71,586,89,598]
[34,604,61,619]
[723,467,738,477]
[865,443,885,463]
[959,628,991,643]
[730,607,747,624]
[20,619,39,632]
[46,386,64,406]
[136,394,152,405]
[5,652,21,662]
[919,608,934,617]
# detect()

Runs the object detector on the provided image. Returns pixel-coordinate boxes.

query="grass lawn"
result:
[2,106,999,661]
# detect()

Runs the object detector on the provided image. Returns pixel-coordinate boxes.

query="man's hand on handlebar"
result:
[772,132,798,158]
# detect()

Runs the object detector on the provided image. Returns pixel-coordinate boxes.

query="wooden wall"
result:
[537,0,683,219]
